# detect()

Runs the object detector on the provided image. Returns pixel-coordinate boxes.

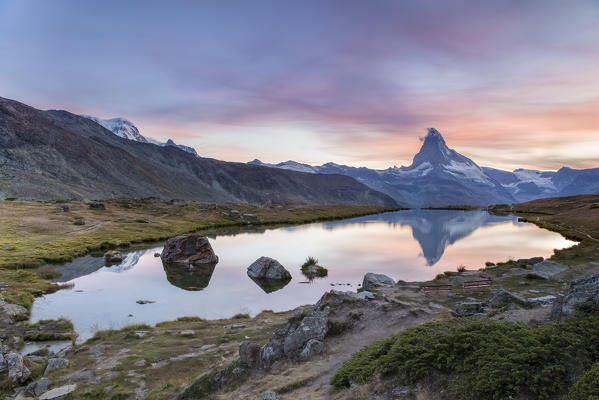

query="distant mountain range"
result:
[0,96,395,207]
[80,115,199,156]
[249,128,599,207]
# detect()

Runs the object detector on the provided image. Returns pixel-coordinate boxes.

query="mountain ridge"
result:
[249,128,599,206]
[0,96,396,207]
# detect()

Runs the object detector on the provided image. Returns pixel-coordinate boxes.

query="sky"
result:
[1,0,598,171]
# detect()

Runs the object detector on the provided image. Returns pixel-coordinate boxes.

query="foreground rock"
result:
[560,273,599,315]
[0,301,28,322]
[39,384,77,400]
[161,234,219,266]
[362,272,395,291]
[530,260,569,279]
[2,348,30,383]
[247,257,291,280]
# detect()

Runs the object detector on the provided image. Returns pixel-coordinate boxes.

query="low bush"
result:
[332,310,599,399]
[566,362,599,400]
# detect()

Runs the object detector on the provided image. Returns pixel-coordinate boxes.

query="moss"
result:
[331,311,599,399]
[231,313,250,319]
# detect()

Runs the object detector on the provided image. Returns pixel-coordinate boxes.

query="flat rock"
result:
[39,384,77,400]
[362,272,395,291]
[247,257,291,280]
[161,234,219,266]
[530,260,569,279]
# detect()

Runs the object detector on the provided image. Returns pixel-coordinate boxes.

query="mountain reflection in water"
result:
[31,210,576,340]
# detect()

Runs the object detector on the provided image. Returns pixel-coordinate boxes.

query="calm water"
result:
[31,210,575,341]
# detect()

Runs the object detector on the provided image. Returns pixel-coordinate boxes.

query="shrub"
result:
[457,265,467,272]
[331,311,599,399]
[485,261,495,267]
[566,362,599,400]
[232,313,250,319]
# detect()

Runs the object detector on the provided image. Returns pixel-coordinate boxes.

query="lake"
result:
[30,210,576,341]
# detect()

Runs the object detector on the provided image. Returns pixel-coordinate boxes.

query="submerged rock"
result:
[362,273,395,291]
[161,234,219,266]
[247,257,291,280]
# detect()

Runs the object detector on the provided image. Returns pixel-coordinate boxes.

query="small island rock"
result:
[247,257,291,280]
[161,234,219,266]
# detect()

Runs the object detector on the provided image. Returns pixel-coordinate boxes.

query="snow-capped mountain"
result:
[81,115,149,143]
[248,128,599,207]
[82,114,198,156]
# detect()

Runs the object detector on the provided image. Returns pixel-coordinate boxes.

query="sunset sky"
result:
[1,0,598,171]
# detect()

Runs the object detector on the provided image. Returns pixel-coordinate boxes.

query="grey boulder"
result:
[562,273,599,315]
[44,357,69,376]
[260,390,281,400]
[6,352,30,383]
[28,377,51,396]
[530,260,569,279]
[299,339,325,359]
[247,257,291,280]
[362,272,395,291]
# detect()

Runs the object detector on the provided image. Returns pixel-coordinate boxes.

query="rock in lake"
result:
[161,234,219,266]
[247,257,291,280]
[362,272,395,291]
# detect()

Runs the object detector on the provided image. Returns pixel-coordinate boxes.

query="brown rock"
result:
[160,234,219,266]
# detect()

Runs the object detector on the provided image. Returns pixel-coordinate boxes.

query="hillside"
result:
[0,96,396,207]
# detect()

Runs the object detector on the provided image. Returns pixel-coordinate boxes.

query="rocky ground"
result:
[2,194,599,399]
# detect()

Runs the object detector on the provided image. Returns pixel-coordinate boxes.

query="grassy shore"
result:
[0,198,395,309]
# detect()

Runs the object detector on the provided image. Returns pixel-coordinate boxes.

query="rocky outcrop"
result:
[27,377,51,396]
[530,260,569,279]
[561,273,599,315]
[239,290,371,370]
[247,257,291,280]
[362,273,395,291]
[160,234,219,266]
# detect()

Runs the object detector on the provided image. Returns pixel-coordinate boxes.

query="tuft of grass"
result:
[485,261,495,267]
[232,313,250,320]
[457,265,467,272]
[300,256,328,279]
[331,309,599,399]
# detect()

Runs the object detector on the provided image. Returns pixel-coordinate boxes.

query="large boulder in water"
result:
[247,257,291,280]
[161,234,219,266]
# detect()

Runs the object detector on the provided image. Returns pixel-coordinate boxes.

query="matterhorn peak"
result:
[411,128,452,167]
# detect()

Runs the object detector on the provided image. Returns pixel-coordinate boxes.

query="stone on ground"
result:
[362,272,395,291]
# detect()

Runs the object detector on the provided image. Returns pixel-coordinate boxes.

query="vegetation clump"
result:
[300,256,328,280]
[331,309,599,399]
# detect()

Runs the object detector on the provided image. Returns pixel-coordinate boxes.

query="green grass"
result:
[300,256,328,279]
[331,307,599,399]
[0,199,393,310]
